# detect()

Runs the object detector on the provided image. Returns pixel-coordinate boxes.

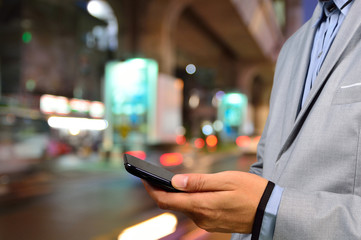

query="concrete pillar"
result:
[113,0,193,74]
[236,62,274,135]
[231,0,284,61]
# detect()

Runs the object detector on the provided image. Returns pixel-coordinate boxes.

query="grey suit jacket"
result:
[232,1,361,239]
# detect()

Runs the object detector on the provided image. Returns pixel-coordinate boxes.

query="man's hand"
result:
[143,171,268,233]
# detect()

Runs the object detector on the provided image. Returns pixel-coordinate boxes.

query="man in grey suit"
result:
[144,0,361,239]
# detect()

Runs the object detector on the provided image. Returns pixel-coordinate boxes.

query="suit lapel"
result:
[276,6,321,159]
[280,7,320,142]
[277,0,361,161]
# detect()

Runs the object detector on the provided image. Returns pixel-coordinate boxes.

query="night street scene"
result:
[0,0,316,240]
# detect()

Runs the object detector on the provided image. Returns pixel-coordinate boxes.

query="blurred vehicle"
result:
[45,138,73,158]
[0,112,53,205]
[0,120,49,163]
[13,134,49,160]
[0,168,52,207]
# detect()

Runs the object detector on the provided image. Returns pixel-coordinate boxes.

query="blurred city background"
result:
[0,0,315,239]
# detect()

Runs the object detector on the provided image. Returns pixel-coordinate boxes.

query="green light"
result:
[22,32,32,43]
[25,79,36,91]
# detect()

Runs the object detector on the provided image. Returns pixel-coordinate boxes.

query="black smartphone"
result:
[123,153,182,192]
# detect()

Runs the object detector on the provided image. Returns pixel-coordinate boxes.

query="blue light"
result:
[185,64,196,75]
[202,124,213,136]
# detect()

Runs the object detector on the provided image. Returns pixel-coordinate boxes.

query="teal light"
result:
[218,92,248,132]
[224,93,247,105]
[126,58,148,68]
[104,58,159,133]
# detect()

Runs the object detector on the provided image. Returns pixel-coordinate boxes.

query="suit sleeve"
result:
[274,189,361,239]
[248,123,267,177]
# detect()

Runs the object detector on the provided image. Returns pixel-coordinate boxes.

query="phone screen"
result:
[123,154,182,192]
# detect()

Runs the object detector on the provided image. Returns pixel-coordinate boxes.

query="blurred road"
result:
[0,148,256,240]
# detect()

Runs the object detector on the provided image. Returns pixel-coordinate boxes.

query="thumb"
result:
[172,173,227,192]
[172,174,189,191]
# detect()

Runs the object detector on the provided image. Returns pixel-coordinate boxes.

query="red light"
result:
[160,153,183,167]
[194,138,205,149]
[125,151,146,160]
[236,136,251,148]
[176,135,186,145]
[206,135,217,147]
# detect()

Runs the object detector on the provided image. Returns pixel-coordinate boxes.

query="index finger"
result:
[143,180,214,213]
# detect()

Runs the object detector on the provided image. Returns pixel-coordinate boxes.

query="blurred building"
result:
[0,0,308,148]
[0,0,111,101]
[108,0,304,135]
[0,0,114,164]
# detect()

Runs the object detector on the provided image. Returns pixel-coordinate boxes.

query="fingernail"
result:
[172,175,188,189]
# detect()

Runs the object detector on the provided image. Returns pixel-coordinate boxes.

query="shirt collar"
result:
[313,0,354,27]
[329,0,353,15]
